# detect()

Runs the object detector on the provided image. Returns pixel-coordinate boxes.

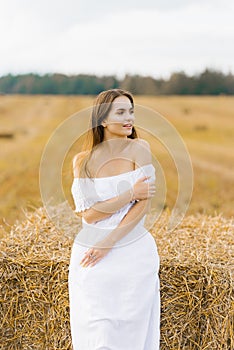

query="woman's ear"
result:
[102,121,106,127]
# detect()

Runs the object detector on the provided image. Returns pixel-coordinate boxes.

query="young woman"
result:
[69,88,160,349]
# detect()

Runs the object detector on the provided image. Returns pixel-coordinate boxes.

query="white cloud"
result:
[0,0,233,78]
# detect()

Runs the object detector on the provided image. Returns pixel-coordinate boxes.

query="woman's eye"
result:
[116,110,134,115]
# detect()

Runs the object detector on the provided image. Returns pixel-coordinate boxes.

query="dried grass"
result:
[0,206,233,349]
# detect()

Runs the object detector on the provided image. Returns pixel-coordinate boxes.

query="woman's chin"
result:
[122,128,132,134]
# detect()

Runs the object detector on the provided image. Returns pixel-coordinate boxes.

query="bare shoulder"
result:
[72,151,88,166]
[132,138,152,166]
[72,151,89,177]
[132,138,150,149]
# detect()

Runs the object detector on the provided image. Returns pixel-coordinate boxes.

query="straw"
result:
[0,206,233,349]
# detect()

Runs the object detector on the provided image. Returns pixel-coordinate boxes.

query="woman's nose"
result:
[126,113,135,121]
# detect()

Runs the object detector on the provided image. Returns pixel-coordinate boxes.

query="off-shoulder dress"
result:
[68,163,160,349]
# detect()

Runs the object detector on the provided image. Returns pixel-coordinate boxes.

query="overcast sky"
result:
[0,0,233,79]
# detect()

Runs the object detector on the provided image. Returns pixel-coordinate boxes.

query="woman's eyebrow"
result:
[116,107,134,111]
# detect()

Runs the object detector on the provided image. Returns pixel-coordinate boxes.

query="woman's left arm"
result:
[80,196,152,267]
[103,197,151,246]
[104,138,153,246]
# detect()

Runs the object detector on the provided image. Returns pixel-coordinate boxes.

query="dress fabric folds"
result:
[68,164,160,350]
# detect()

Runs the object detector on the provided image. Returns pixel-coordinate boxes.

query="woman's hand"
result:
[79,239,113,268]
[132,176,156,201]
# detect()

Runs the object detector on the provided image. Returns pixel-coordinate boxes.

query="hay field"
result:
[0,95,233,349]
[0,94,233,233]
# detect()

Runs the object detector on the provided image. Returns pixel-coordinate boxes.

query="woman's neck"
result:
[101,138,130,157]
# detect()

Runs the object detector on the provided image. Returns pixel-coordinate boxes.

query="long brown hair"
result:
[75,88,138,179]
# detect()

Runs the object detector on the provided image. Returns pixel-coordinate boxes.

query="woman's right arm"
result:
[73,153,155,224]
[80,175,154,224]
[79,188,135,224]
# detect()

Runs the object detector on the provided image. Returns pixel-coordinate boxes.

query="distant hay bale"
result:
[194,124,208,131]
[0,132,14,139]
[0,206,233,349]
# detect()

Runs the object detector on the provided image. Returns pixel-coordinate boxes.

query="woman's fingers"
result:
[80,249,105,267]
[136,175,151,183]
[80,242,112,267]
[89,257,101,267]
[147,181,156,197]
[80,250,95,265]
[80,250,92,264]
[133,177,156,200]
[82,254,101,267]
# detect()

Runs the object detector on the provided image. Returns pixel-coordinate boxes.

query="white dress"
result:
[68,163,160,350]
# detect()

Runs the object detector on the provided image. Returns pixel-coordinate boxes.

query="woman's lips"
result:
[123,124,132,128]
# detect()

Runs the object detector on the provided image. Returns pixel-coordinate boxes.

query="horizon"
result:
[1,67,233,81]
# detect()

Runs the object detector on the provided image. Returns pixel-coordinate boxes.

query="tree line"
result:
[0,69,233,95]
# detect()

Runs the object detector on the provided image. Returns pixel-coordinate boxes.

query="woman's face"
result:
[102,95,135,138]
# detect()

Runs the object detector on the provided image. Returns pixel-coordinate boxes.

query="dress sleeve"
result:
[134,164,156,183]
[145,163,156,182]
[71,178,99,213]
[130,164,156,203]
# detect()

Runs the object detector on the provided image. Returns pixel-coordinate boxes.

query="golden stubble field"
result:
[0,94,233,233]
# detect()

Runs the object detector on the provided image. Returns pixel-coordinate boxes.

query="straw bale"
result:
[0,206,233,349]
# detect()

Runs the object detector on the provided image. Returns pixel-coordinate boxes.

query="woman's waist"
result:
[81,202,136,229]
[81,215,146,230]
[74,217,147,248]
